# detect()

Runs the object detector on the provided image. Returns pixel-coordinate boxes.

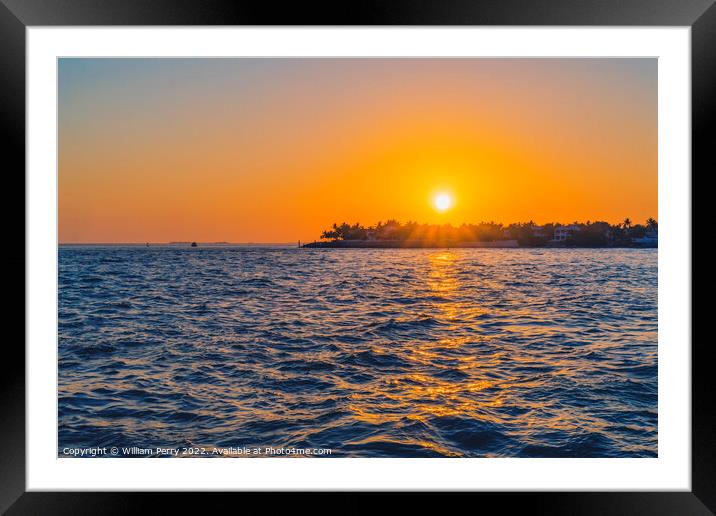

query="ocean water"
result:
[58,247,657,458]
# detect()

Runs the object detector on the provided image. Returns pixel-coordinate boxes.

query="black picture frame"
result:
[2,0,711,511]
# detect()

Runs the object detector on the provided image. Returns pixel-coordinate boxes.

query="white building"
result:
[532,225,547,238]
[553,224,581,242]
[633,228,658,247]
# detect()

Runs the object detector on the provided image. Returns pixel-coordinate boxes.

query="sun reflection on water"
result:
[59,247,658,457]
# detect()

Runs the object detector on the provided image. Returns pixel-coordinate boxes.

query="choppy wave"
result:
[58,247,657,457]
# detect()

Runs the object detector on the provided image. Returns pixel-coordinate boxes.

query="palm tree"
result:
[646,218,657,231]
[320,230,337,240]
[623,218,632,230]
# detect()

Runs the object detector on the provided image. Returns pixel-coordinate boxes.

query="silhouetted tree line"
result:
[319,217,657,247]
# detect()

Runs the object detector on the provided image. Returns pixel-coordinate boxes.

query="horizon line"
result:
[59,218,658,246]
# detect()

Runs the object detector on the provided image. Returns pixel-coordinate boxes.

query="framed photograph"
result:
[4,0,712,510]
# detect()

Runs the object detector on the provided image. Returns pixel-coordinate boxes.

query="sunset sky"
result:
[59,58,657,243]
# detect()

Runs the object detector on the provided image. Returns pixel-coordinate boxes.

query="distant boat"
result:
[191,242,198,247]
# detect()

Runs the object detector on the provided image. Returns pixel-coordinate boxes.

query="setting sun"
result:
[434,193,453,212]
[58,58,656,244]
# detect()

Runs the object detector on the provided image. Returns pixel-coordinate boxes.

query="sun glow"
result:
[58,59,657,243]
[434,193,453,212]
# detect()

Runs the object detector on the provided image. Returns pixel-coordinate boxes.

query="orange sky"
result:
[59,58,657,243]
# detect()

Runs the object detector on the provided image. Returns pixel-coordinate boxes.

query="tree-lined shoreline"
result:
[304,218,658,248]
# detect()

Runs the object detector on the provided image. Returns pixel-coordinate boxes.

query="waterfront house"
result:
[633,228,658,247]
[532,225,547,238]
[553,224,581,242]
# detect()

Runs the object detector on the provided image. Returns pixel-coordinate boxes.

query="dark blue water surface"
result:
[58,246,657,457]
